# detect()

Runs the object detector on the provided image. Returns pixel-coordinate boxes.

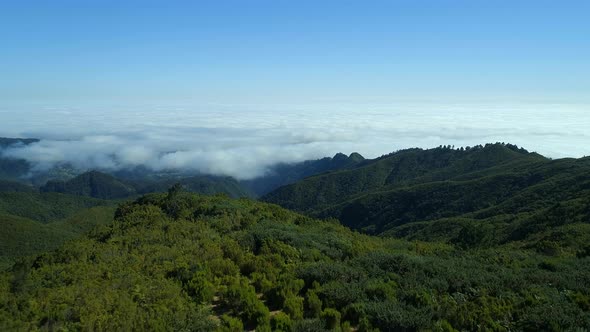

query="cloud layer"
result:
[1,103,589,179]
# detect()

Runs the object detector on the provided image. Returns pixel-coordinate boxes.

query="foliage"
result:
[241,152,364,196]
[0,191,588,330]
[41,170,253,199]
[0,191,114,223]
[263,144,590,252]
[41,170,136,199]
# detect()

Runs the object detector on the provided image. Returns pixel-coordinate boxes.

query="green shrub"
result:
[271,312,293,332]
[321,308,341,330]
[284,295,304,320]
[306,289,322,318]
[219,315,243,332]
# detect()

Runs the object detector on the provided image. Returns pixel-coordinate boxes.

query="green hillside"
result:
[262,144,590,240]
[132,175,252,198]
[0,206,117,270]
[0,192,114,223]
[0,213,75,270]
[1,191,589,331]
[263,144,545,214]
[0,179,35,193]
[0,173,119,269]
[41,170,252,199]
[41,170,137,199]
[241,152,365,196]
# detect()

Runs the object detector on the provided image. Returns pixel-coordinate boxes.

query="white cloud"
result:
[1,103,589,179]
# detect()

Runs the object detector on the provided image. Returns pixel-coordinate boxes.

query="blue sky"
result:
[1,1,589,176]
[1,0,589,106]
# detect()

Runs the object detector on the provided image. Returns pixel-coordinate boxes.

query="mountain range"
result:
[1,139,589,330]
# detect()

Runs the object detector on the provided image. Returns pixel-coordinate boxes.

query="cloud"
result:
[1,103,589,179]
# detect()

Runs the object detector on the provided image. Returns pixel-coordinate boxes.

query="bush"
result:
[187,270,215,303]
[321,308,341,330]
[306,289,322,318]
[271,312,293,332]
[219,315,243,332]
[284,295,304,320]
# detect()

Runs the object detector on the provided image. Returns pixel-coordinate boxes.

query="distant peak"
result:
[333,152,347,157]
[348,152,365,161]
[332,152,348,161]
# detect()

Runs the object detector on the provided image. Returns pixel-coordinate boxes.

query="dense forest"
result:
[263,144,590,243]
[0,141,589,330]
[1,189,589,330]
[240,153,365,196]
[40,171,251,199]
[0,191,116,270]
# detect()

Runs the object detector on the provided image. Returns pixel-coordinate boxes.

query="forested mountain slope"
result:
[241,152,365,196]
[41,170,251,199]
[0,191,117,269]
[41,171,137,199]
[0,179,35,193]
[263,144,545,213]
[263,144,590,247]
[0,136,366,197]
[0,137,38,181]
[130,175,251,198]
[0,206,116,270]
[1,191,589,331]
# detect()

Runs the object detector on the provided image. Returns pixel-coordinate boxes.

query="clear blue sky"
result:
[1,0,589,106]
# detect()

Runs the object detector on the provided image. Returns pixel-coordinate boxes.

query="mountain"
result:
[0,137,39,148]
[41,170,137,199]
[1,191,589,330]
[0,179,35,193]
[0,137,38,181]
[0,206,116,270]
[241,152,365,196]
[262,143,590,246]
[263,143,542,213]
[0,191,114,224]
[130,175,252,198]
[0,191,117,269]
[41,170,252,199]
[0,136,366,197]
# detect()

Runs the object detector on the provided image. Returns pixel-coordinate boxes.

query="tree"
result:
[271,312,293,332]
[322,308,341,330]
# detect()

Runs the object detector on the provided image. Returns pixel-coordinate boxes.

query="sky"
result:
[1,1,589,178]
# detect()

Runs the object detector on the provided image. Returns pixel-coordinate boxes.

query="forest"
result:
[0,143,589,331]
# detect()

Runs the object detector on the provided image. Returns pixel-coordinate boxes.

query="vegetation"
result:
[41,170,252,199]
[0,190,117,270]
[0,137,38,181]
[263,144,590,246]
[0,206,116,270]
[241,152,365,196]
[263,144,544,214]
[131,175,251,198]
[0,180,35,193]
[41,171,136,199]
[0,192,114,223]
[1,142,589,330]
[1,191,589,330]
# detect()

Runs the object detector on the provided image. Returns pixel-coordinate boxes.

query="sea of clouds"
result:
[0,103,588,180]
